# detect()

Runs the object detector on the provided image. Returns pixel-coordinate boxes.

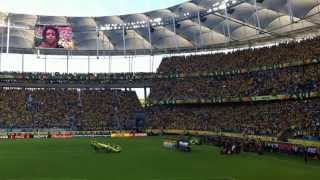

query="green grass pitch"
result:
[0,137,319,180]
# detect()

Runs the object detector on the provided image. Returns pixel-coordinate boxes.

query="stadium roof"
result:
[0,0,319,56]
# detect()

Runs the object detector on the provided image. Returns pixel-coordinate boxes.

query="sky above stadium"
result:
[0,0,187,16]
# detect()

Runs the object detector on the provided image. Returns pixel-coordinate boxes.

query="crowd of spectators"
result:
[150,63,320,101]
[0,71,155,85]
[146,99,320,139]
[1,36,320,140]
[146,37,320,139]
[158,37,320,74]
[0,88,142,131]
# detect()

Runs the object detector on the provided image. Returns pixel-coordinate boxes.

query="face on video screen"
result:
[35,25,73,49]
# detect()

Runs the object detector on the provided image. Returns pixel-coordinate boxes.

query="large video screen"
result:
[35,25,74,49]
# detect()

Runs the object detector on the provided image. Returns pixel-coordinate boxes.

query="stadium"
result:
[0,0,320,179]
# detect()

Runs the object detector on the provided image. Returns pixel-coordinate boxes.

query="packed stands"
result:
[150,63,320,101]
[147,37,320,140]
[146,99,320,139]
[0,88,142,131]
[0,37,320,140]
[158,37,320,74]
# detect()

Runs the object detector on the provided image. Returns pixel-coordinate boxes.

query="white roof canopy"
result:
[0,0,319,55]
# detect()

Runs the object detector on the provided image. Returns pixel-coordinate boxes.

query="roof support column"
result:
[197,10,203,48]
[87,56,90,74]
[21,54,24,73]
[224,2,231,42]
[149,55,152,72]
[6,16,10,54]
[254,0,262,34]
[96,26,100,59]
[122,25,127,56]
[222,22,227,42]
[132,55,135,74]
[287,0,295,23]
[144,86,147,108]
[108,55,112,73]
[149,55,154,72]
[130,56,132,73]
[147,21,153,55]
[172,17,179,51]
[128,55,132,73]
[0,27,3,72]
[44,55,47,73]
[66,51,70,73]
